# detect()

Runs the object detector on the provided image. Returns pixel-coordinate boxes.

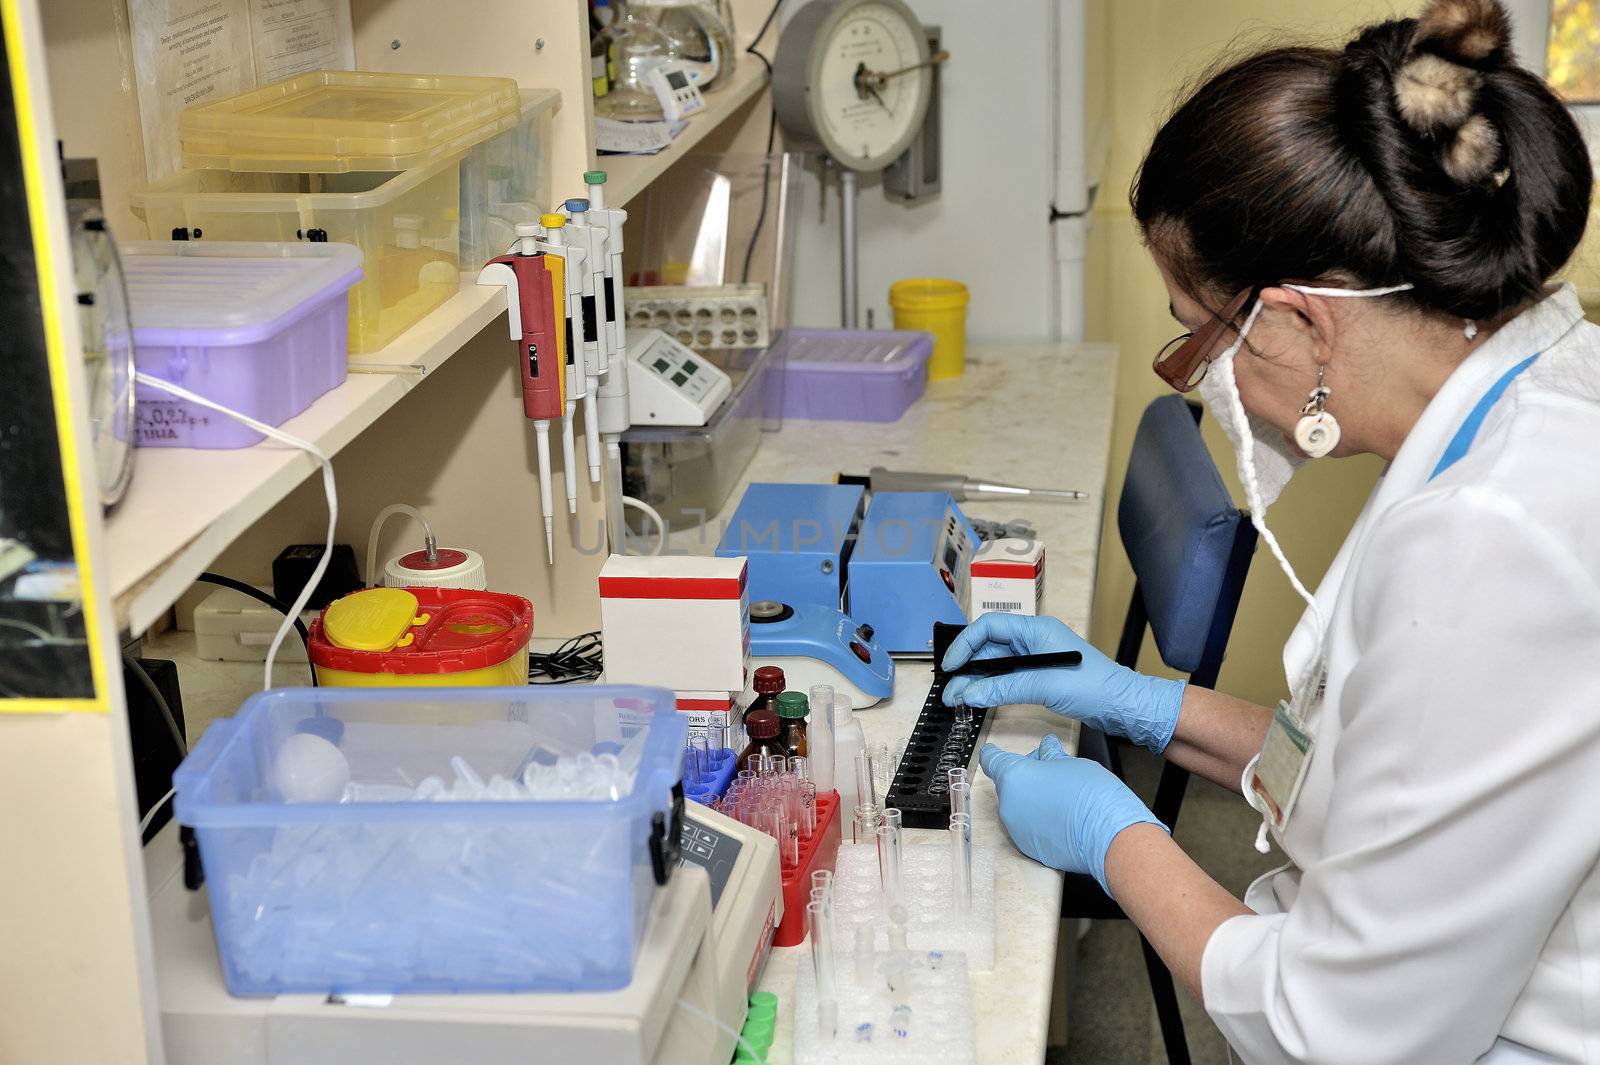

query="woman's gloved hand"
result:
[941,613,1186,753]
[979,735,1166,893]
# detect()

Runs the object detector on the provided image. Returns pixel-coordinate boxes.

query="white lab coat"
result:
[1201,284,1600,1065]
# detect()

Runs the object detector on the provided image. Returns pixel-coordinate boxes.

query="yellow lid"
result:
[179,71,520,174]
[323,588,423,651]
[541,212,566,228]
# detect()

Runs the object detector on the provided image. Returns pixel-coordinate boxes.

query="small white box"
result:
[600,554,750,692]
[676,689,742,750]
[193,587,310,662]
[971,539,1045,617]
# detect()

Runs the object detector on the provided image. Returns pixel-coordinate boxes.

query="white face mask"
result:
[1197,281,1412,626]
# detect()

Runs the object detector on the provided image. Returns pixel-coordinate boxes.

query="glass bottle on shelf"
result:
[638,0,736,91]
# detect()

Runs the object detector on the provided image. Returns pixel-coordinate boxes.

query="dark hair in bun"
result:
[1132,0,1591,322]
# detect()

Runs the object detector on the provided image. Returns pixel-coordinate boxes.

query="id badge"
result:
[1249,701,1314,833]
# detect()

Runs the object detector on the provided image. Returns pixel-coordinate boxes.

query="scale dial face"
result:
[69,204,135,510]
[778,0,933,172]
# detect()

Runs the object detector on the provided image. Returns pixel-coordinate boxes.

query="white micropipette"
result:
[584,171,633,551]
[563,197,607,484]
[532,213,586,518]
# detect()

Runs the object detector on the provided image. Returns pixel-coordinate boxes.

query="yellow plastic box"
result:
[179,70,520,174]
[131,157,463,354]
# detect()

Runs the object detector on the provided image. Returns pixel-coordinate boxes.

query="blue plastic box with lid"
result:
[715,482,866,609]
[172,684,686,996]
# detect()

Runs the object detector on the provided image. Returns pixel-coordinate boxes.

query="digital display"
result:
[666,70,689,90]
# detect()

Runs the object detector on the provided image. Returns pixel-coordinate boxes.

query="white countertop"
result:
[707,343,1120,1064]
[142,341,1119,1064]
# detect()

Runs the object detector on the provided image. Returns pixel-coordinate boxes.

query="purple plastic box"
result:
[124,241,363,449]
[775,328,934,423]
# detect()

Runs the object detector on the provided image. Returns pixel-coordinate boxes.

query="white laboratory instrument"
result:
[146,801,781,1065]
[648,60,707,121]
[772,0,946,326]
[539,214,588,519]
[626,327,733,427]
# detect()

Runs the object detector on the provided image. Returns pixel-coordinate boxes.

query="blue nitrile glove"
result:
[942,613,1186,752]
[979,735,1166,893]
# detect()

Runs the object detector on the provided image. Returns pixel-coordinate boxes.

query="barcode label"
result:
[981,600,1025,612]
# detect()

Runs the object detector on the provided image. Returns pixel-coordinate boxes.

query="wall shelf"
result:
[104,278,506,634]
[598,58,770,208]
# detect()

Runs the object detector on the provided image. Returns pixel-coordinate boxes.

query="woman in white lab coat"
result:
[942,1,1600,1061]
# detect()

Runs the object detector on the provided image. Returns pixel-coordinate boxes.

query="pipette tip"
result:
[544,518,555,564]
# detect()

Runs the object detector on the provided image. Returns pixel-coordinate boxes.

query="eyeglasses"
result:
[1152,287,1259,392]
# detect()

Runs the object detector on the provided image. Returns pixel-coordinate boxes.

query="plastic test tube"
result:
[877,821,904,916]
[790,755,810,780]
[853,921,876,986]
[801,780,818,838]
[852,804,880,845]
[949,780,972,820]
[688,735,709,783]
[808,900,838,1038]
[855,747,877,810]
[809,685,836,793]
[951,812,973,918]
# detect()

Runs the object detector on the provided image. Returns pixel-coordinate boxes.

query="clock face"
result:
[809,0,931,171]
[69,206,135,510]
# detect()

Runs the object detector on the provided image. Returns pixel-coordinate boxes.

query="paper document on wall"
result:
[130,0,353,181]
[251,0,355,83]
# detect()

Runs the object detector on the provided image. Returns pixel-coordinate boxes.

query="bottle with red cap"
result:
[744,664,786,734]
[737,709,787,773]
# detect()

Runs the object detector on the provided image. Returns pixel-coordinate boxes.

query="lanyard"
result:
[1428,354,1541,482]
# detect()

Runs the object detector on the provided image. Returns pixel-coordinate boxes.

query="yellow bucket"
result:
[889,278,970,380]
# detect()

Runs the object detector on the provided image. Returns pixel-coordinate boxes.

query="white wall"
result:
[783,0,1066,341]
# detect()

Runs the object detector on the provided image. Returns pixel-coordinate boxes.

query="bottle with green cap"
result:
[776,690,809,759]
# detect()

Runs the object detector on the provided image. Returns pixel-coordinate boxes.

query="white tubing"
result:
[134,372,335,691]
[365,503,436,588]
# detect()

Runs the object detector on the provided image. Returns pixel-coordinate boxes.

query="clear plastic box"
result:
[460,88,561,266]
[179,70,520,174]
[131,156,463,354]
[773,328,933,422]
[172,685,686,996]
[123,240,362,448]
[622,337,786,532]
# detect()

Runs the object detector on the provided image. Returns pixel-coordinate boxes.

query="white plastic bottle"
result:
[808,684,836,794]
[832,694,867,811]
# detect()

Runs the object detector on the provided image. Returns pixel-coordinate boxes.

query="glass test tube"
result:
[808,900,838,1038]
[688,735,709,782]
[852,804,881,844]
[790,755,809,780]
[950,812,973,918]
[783,809,800,867]
[947,766,968,790]
[812,868,833,898]
[878,821,909,930]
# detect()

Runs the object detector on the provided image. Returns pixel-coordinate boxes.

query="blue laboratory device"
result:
[747,600,895,707]
[847,491,979,654]
[715,482,865,608]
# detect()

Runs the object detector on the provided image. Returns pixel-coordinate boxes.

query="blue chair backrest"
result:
[1117,395,1251,676]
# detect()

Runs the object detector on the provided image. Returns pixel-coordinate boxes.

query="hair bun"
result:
[1393,0,1512,183]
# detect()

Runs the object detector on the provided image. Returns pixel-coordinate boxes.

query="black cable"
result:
[194,571,317,685]
[741,0,784,284]
[528,630,605,685]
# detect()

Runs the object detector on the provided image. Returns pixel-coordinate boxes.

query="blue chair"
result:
[1059,394,1257,1065]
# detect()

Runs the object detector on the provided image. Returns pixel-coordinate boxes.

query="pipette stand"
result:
[793,945,976,1064]
[828,839,997,971]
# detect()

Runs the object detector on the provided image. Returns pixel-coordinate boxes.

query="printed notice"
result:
[132,0,255,180]
[251,0,354,84]
[131,0,352,181]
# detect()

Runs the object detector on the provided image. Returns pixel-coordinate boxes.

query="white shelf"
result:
[599,59,770,207]
[105,278,507,635]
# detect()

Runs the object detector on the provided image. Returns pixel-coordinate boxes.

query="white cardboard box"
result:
[599,554,750,692]
[970,539,1045,617]
[192,586,311,662]
[675,689,742,750]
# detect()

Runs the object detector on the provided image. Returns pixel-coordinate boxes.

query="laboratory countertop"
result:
[691,341,1120,1064]
[142,341,1120,1064]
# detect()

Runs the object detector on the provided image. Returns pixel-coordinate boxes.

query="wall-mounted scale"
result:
[772,0,948,326]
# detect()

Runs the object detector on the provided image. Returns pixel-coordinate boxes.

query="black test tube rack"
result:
[883,622,994,829]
